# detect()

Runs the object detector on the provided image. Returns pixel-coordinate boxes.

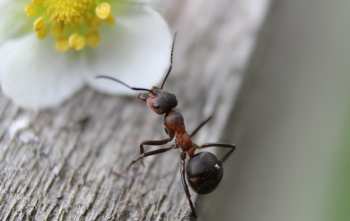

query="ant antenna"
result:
[160,33,177,89]
[96,75,153,93]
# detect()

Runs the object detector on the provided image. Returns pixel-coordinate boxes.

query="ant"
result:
[96,36,236,218]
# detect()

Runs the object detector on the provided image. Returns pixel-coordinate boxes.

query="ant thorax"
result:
[164,110,186,134]
[164,110,194,153]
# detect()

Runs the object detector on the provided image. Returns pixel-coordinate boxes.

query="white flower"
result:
[0,0,172,109]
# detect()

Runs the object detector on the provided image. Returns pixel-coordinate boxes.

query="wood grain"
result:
[0,0,269,220]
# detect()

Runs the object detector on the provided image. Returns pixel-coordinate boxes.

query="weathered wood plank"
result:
[0,0,269,220]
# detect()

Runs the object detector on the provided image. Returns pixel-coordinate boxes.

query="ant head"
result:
[139,87,178,114]
[186,152,223,194]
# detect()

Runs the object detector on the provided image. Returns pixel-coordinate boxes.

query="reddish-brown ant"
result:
[96,36,236,218]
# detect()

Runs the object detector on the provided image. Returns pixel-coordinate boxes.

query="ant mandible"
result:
[96,35,236,218]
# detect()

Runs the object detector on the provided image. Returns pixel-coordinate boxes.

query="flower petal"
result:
[0,0,31,45]
[0,35,86,109]
[85,7,172,94]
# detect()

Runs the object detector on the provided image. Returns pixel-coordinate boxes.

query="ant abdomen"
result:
[186,152,223,194]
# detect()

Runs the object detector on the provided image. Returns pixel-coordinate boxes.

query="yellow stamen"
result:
[51,23,64,38]
[25,0,115,52]
[25,3,36,17]
[86,32,101,48]
[106,15,116,25]
[96,2,112,20]
[33,17,45,31]
[55,37,70,52]
[87,16,102,30]
[69,34,86,51]
[33,0,44,4]
[33,17,47,39]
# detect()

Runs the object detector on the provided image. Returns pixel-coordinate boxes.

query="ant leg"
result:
[140,135,174,154]
[189,115,213,138]
[127,146,174,169]
[199,143,236,163]
[180,152,197,218]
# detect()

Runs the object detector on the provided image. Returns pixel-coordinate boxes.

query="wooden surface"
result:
[0,1,268,220]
